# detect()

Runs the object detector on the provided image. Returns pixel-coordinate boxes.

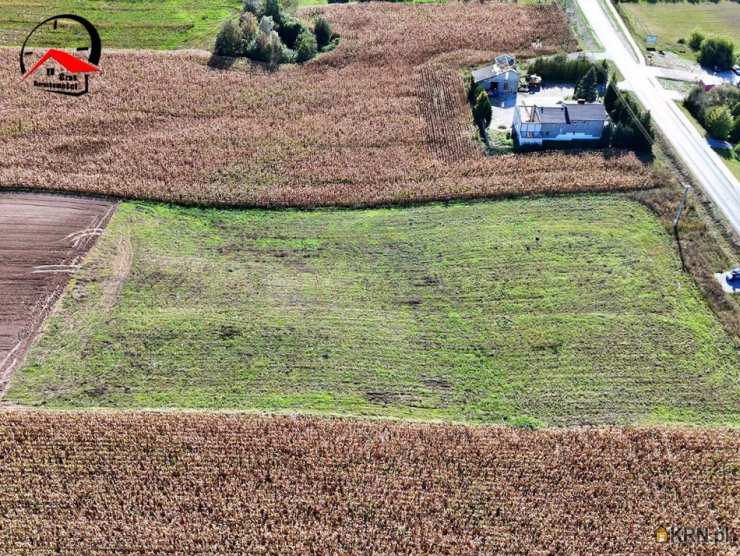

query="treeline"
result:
[215,0,338,67]
[684,85,740,142]
[604,81,655,152]
[528,55,609,86]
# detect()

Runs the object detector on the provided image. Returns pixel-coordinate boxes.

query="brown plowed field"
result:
[0,412,737,554]
[0,193,114,393]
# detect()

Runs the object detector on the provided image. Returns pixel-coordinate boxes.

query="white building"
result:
[513,100,609,146]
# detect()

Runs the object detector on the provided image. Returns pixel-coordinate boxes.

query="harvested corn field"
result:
[0,193,114,394]
[0,412,737,554]
[0,3,653,207]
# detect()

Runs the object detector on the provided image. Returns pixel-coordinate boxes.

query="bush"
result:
[698,37,735,70]
[705,106,734,140]
[684,85,710,124]
[252,30,285,68]
[688,29,704,51]
[685,84,740,129]
[215,20,243,56]
[296,29,318,62]
[279,16,307,49]
[314,17,333,50]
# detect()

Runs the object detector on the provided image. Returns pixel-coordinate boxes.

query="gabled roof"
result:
[472,63,519,83]
[518,104,567,124]
[517,101,608,124]
[564,102,608,121]
[21,49,99,81]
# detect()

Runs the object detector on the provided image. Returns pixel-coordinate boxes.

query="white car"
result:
[733,65,740,76]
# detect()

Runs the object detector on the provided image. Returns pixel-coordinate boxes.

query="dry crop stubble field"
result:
[0,2,654,207]
[0,412,737,554]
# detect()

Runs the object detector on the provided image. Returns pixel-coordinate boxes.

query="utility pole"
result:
[672,185,690,272]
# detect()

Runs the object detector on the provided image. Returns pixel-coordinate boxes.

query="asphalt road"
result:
[577,0,740,236]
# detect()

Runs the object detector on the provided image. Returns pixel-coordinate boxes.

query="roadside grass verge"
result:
[0,0,241,49]
[677,101,739,181]
[715,148,740,181]
[8,196,738,426]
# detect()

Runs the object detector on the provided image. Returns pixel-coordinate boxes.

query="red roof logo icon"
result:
[21,48,99,82]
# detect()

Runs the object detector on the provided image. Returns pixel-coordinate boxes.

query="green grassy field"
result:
[0,0,241,49]
[619,0,739,61]
[8,196,739,426]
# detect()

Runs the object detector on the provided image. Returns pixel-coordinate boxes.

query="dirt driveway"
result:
[0,192,114,395]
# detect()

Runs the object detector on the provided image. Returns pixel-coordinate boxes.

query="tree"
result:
[684,85,709,125]
[730,115,740,144]
[688,29,704,51]
[239,12,259,50]
[473,90,492,128]
[243,0,264,17]
[467,76,484,105]
[252,29,284,68]
[267,31,285,69]
[574,66,598,102]
[314,17,332,50]
[279,16,307,49]
[296,29,317,62]
[604,76,618,114]
[705,105,734,140]
[698,37,734,71]
[214,20,243,56]
[264,0,283,25]
[259,15,274,35]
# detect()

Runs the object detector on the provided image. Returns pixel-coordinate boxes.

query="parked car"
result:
[726,268,740,288]
[733,65,740,76]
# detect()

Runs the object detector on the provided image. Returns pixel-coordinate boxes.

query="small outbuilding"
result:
[472,55,520,97]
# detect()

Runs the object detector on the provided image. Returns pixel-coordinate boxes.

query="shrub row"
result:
[684,84,740,142]
[527,55,608,86]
